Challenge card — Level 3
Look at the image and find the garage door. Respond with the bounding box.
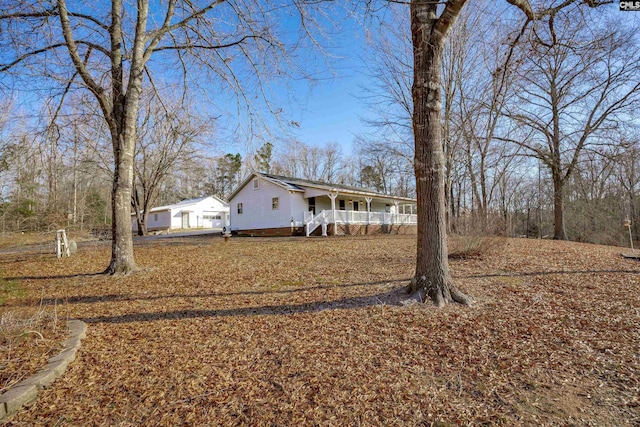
[203,214,223,228]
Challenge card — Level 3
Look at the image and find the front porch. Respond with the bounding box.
[304,209,417,236]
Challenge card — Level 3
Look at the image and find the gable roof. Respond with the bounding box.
[147,195,228,213]
[228,172,416,203]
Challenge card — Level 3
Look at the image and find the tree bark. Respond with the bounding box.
[105,127,139,274]
[552,172,567,240]
[132,190,148,237]
[408,0,472,306]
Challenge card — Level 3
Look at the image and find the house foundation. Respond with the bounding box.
[236,226,306,237]
[308,224,417,236]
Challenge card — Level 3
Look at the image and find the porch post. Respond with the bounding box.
[365,197,372,225]
[394,201,399,225]
[329,190,338,236]
[321,213,327,237]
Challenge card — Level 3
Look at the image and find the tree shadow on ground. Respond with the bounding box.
[2,272,106,281]
[11,279,411,307]
[80,286,416,324]
[467,269,640,279]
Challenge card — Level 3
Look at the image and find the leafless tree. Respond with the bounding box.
[566,149,619,242]
[398,0,612,306]
[359,2,521,232]
[353,136,415,196]
[0,0,328,274]
[453,7,523,232]
[616,140,640,240]
[502,6,639,240]
[358,6,415,198]
[272,140,345,182]
[131,92,212,236]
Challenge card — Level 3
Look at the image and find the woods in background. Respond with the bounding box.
[0,1,638,249]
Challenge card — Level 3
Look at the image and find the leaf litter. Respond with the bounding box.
[0,235,638,426]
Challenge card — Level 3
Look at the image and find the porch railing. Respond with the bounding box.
[305,209,417,236]
[305,210,328,237]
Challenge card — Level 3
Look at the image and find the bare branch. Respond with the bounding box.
[57,0,107,105]
[152,35,273,52]
[433,0,469,42]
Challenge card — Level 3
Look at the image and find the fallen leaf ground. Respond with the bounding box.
[0,234,639,426]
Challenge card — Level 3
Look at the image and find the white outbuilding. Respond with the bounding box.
[131,196,229,233]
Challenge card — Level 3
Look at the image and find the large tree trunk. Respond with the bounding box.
[135,212,147,237]
[104,0,147,274]
[408,0,471,306]
[552,172,567,240]
[132,189,148,236]
[105,130,139,274]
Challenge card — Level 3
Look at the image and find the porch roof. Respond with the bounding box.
[254,173,416,204]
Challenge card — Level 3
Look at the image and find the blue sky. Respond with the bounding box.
[3,0,637,161]
[209,3,383,156]
[280,5,378,152]
[290,70,371,149]
[0,0,380,157]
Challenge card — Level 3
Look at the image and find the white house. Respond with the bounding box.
[227,173,417,236]
[132,196,229,233]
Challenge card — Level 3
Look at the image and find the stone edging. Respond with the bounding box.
[0,319,87,421]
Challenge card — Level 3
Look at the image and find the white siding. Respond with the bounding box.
[227,174,416,231]
[313,196,333,212]
[149,211,172,229]
[304,189,391,213]
[289,192,308,227]
[230,178,301,231]
[132,196,230,232]
[168,197,229,229]
[370,201,390,213]
[170,211,185,229]
[305,197,393,215]
[132,210,172,232]
[306,195,378,214]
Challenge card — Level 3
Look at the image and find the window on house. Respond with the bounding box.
[237,203,243,214]
[253,179,260,190]
[213,215,221,220]
[339,200,345,210]
[272,197,279,210]
[154,213,158,221]
[385,204,391,213]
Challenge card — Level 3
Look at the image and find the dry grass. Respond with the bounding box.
[0,230,98,252]
[0,232,53,251]
[0,234,638,426]
[448,235,504,259]
[0,294,67,393]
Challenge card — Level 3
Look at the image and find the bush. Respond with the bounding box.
[448,235,503,259]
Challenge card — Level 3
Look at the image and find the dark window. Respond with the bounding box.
[339,200,345,210]
[309,197,316,214]
[237,203,243,214]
